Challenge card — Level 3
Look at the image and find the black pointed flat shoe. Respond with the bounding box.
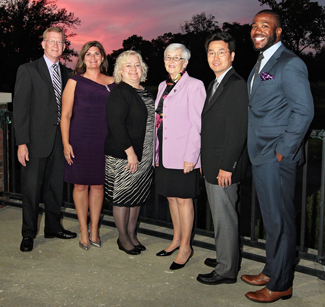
[156,246,179,256]
[117,239,141,255]
[169,249,193,270]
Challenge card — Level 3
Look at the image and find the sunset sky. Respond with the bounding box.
[57,0,325,66]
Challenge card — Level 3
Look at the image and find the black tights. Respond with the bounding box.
[113,206,141,250]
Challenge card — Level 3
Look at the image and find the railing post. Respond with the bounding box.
[300,138,309,252]
[318,130,325,262]
[0,93,12,198]
[9,114,17,193]
[250,179,257,241]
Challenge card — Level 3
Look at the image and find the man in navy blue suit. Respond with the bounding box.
[241,10,314,303]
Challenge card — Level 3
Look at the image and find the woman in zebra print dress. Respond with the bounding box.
[104,50,154,255]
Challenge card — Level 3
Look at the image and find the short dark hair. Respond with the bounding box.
[73,41,108,76]
[255,9,282,28]
[204,32,236,53]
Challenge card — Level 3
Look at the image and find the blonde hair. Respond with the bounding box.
[113,50,148,84]
[43,27,65,42]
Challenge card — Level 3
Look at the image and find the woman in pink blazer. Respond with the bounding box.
[154,43,206,270]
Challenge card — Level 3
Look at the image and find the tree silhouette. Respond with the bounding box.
[180,12,219,34]
[0,0,80,92]
[258,0,325,54]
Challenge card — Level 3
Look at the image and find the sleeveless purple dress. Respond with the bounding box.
[64,74,116,185]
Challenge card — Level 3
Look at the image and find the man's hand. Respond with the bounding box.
[217,169,232,188]
[17,144,29,167]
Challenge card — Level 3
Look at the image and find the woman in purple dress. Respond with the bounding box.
[61,41,115,250]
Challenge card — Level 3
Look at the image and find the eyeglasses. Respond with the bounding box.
[208,49,229,58]
[45,40,65,46]
[164,56,184,62]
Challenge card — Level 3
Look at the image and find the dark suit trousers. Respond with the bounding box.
[252,156,297,291]
[21,126,65,237]
[205,180,240,278]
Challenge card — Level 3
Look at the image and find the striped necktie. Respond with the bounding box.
[52,64,62,123]
[250,53,264,93]
[209,78,219,102]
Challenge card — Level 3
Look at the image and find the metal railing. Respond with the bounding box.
[1,111,324,280]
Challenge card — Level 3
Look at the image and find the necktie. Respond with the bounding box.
[251,53,264,93]
[52,64,62,123]
[209,78,219,102]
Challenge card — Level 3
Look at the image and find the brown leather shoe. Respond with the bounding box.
[245,286,292,303]
[241,272,270,286]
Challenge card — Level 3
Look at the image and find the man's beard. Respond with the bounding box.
[252,30,277,52]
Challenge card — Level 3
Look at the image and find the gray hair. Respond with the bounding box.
[164,43,191,61]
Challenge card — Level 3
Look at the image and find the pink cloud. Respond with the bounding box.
[57,0,325,68]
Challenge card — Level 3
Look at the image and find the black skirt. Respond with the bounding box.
[155,126,200,198]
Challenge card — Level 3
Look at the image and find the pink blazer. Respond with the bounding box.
[154,72,206,169]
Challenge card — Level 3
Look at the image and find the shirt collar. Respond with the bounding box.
[215,66,232,84]
[43,54,61,75]
[260,41,282,71]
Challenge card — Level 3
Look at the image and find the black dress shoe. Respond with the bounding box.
[117,239,141,255]
[44,229,77,239]
[156,246,179,256]
[204,258,218,267]
[197,270,237,285]
[169,249,193,270]
[20,237,33,252]
[134,243,146,251]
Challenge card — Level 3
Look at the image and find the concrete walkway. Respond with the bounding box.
[1,206,324,307]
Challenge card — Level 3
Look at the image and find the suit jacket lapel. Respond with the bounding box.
[38,57,56,97]
[250,45,285,98]
[166,71,189,98]
[203,68,234,114]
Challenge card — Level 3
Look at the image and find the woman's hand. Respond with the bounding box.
[64,144,75,165]
[184,161,195,174]
[126,153,139,173]
[125,146,139,173]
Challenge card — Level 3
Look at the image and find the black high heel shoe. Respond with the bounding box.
[134,243,146,251]
[169,249,194,270]
[117,239,141,255]
[156,246,179,256]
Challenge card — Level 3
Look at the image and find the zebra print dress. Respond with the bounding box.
[105,88,154,207]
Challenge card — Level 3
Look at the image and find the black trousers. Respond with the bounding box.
[21,127,65,238]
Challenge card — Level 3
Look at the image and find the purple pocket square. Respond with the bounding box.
[260,72,274,81]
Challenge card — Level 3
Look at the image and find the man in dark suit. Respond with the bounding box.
[241,10,314,303]
[13,27,76,252]
[196,32,249,285]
